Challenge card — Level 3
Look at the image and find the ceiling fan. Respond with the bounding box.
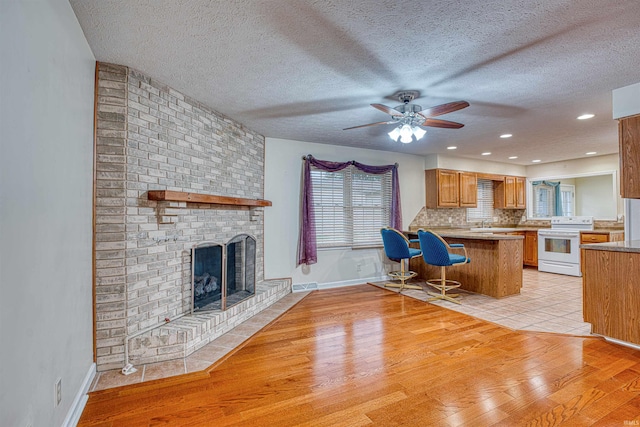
[344,91,469,143]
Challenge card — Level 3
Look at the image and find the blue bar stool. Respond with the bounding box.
[380,227,423,292]
[417,229,470,304]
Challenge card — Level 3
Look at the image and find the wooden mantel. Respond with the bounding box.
[147,190,272,207]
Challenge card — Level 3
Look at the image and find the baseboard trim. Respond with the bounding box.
[317,275,390,290]
[62,362,96,427]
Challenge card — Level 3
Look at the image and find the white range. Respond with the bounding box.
[537,216,594,277]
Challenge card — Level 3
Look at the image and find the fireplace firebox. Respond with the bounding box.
[191,234,256,312]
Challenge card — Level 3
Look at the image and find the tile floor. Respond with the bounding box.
[91,268,590,391]
[371,267,592,336]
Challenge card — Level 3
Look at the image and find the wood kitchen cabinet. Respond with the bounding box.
[523,231,538,266]
[494,176,526,209]
[459,171,478,207]
[583,246,640,345]
[515,176,526,208]
[425,169,477,208]
[580,231,624,274]
[619,115,640,198]
[580,233,609,244]
[493,229,537,266]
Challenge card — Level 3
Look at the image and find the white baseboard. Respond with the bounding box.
[317,275,390,290]
[62,362,96,427]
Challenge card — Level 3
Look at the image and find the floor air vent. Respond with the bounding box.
[292,282,318,292]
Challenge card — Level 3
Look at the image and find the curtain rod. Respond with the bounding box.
[302,155,399,168]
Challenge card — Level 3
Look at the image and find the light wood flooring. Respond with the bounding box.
[90,269,590,391]
[79,281,640,426]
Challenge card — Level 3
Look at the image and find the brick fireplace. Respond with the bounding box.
[94,63,289,371]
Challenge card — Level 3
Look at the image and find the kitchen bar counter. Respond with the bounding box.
[409,226,542,234]
[407,230,523,298]
[581,240,640,253]
[420,229,525,240]
[582,242,640,346]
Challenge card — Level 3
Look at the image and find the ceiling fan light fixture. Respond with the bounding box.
[348,93,469,143]
[412,126,426,140]
[400,134,413,144]
[388,127,401,141]
[399,124,413,139]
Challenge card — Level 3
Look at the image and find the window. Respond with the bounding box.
[467,179,493,222]
[531,182,574,217]
[560,184,575,216]
[311,165,392,248]
[532,183,555,217]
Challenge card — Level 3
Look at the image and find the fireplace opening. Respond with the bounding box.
[192,234,256,312]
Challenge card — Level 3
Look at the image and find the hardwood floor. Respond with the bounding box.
[79,285,640,426]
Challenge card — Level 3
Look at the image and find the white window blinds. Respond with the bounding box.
[467,179,494,222]
[311,165,392,248]
[533,184,554,217]
[560,184,575,216]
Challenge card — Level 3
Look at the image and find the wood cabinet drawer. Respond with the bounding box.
[581,233,608,244]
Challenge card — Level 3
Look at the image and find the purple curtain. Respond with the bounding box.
[296,155,402,266]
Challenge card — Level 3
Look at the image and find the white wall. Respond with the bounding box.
[526,154,622,217]
[0,1,95,426]
[613,82,640,119]
[264,138,425,287]
[575,175,616,218]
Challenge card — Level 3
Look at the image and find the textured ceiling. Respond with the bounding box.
[69,0,640,165]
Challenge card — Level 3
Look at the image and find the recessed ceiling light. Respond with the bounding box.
[531,159,541,163]
[577,114,595,120]
[500,134,512,138]
[481,152,491,156]
[585,151,597,155]
[447,146,457,150]
[508,156,518,159]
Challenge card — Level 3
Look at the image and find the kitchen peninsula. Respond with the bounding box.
[407,229,523,298]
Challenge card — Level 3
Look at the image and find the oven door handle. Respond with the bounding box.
[538,231,578,238]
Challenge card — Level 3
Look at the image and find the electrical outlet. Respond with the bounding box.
[55,378,62,407]
[448,216,452,224]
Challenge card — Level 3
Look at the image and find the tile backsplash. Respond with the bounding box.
[409,207,624,230]
[409,207,525,229]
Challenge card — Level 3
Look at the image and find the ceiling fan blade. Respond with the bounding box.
[343,120,395,130]
[371,103,402,116]
[422,118,465,129]
[419,101,470,118]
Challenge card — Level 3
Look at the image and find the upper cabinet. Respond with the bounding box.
[425,169,525,209]
[425,169,477,208]
[494,176,526,209]
[515,176,526,208]
[619,115,640,198]
[459,171,478,207]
